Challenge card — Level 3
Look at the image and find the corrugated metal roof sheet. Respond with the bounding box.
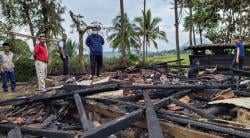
[209,98,250,109]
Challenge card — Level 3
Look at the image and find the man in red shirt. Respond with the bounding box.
[34,33,48,92]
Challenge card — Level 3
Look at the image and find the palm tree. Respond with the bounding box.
[0,0,65,46]
[143,0,147,64]
[134,9,167,61]
[119,0,126,63]
[67,39,78,58]
[107,14,140,54]
[174,0,181,65]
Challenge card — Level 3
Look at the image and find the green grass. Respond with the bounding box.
[147,53,190,65]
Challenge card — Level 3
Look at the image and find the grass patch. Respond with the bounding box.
[147,54,190,65]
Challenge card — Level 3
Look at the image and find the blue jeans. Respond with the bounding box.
[2,70,16,91]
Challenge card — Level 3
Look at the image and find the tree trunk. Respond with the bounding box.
[142,0,146,64]
[189,7,193,47]
[199,25,203,44]
[120,0,126,64]
[41,0,51,65]
[193,26,196,45]
[239,4,243,40]
[146,42,148,61]
[79,32,84,64]
[174,0,181,65]
[22,1,36,46]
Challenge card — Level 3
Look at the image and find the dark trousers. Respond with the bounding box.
[60,55,69,75]
[231,56,244,69]
[2,70,16,91]
[90,55,103,76]
[231,56,244,86]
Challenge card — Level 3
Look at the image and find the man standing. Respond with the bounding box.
[0,42,16,92]
[86,26,104,79]
[58,33,69,75]
[34,33,48,92]
[232,34,244,69]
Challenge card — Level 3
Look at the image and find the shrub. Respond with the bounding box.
[15,59,36,82]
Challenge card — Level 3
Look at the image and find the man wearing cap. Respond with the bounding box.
[86,26,104,79]
[232,34,244,69]
[34,33,48,92]
[0,42,16,92]
[58,33,69,75]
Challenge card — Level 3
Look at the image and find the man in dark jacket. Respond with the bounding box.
[188,59,217,79]
[86,26,104,79]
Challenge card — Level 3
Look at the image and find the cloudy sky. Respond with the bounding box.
[59,0,192,52]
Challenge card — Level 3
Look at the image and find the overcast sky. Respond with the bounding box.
[59,0,192,52]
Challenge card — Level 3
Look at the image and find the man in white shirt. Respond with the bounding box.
[0,42,16,92]
[58,33,69,75]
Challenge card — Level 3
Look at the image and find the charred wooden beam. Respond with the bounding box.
[0,124,75,138]
[206,105,231,116]
[154,90,193,109]
[122,84,235,90]
[81,109,143,138]
[8,127,22,138]
[86,101,221,138]
[74,94,91,131]
[143,92,164,138]
[232,68,250,77]
[85,97,141,110]
[170,98,216,120]
[235,90,250,97]
[157,110,250,138]
[0,83,120,106]
[0,97,29,106]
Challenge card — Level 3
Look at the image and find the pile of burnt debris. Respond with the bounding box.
[0,63,250,138]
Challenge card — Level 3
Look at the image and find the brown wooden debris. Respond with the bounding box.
[212,88,235,101]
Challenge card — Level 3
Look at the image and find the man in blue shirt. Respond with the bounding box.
[86,26,104,79]
[231,34,244,69]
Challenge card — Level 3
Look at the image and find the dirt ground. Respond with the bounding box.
[0,82,38,100]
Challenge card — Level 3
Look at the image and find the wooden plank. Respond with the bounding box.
[82,109,143,138]
[0,124,74,138]
[74,94,90,131]
[86,102,221,138]
[143,92,164,138]
[0,83,120,106]
[158,110,250,138]
[123,84,234,90]
[170,98,216,120]
[154,90,192,109]
[8,127,22,138]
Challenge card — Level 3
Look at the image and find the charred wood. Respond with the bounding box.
[170,98,216,120]
[143,92,164,138]
[157,110,250,138]
[7,127,22,138]
[81,109,143,138]
[0,124,75,138]
[74,94,91,131]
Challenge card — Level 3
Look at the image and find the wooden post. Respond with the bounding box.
[74,94,90,131]
[143,92,164,138]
